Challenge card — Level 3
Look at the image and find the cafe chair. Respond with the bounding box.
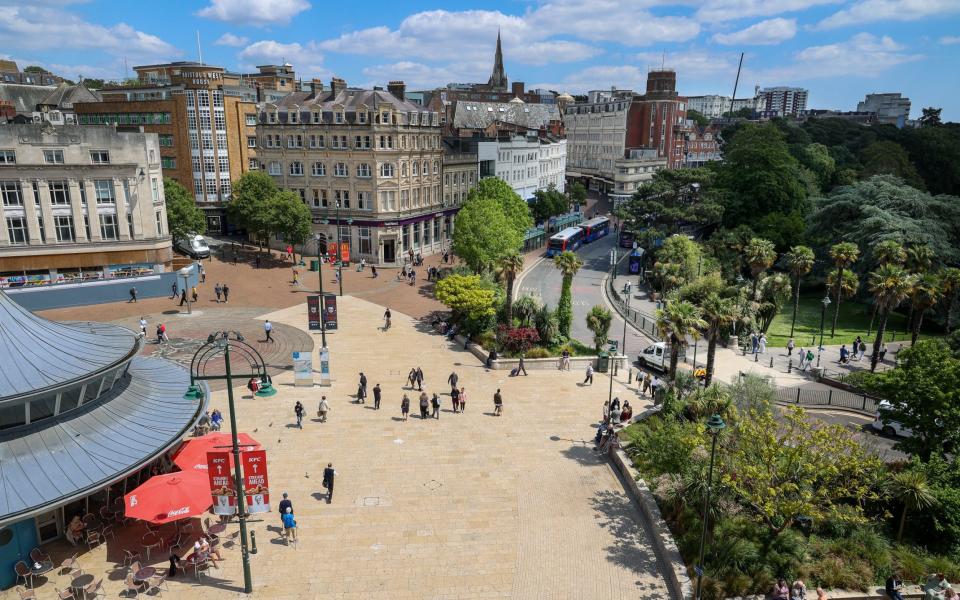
[85,578,106,599]
[13,562,33,588]
[15,586,36,600]
[55,588,75,600]
[146,573,168,597]
[100,525,116,541]
[58,553,80,575]
[122,549,141,568]
[85,530,102,551]
[123,574,146,598]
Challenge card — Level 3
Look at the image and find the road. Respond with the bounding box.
[519,234,651,358]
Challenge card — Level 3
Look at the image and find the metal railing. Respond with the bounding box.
[607,279,661,341]
[774,384,880,414]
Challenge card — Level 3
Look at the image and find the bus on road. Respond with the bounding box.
[546,227,585,257]
[579,216,611,243]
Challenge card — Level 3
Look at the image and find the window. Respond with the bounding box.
[1,181,22,206]
[400,189,409,208]
[43,149,64,164]
[289,110,298,124]
[215,111,226,130]
[162,157,176,169]
[333,163,347,177]
[358,226,371,255]
[413,221,420,246]
[156,210,164,235]
[199,112,211,129]
[247,136,257,148]
[100,214,118,240]
[269,161,282,176]
[358,111,367,124]
[6,217,26,244]
[0,150,15,164]
[151,178,160,202]
[311,112,321,124]
[335,112,344,124]
[378,135,393,149]
[357,191,371,210]
[380,163,394,178]
[290,161,304,176]
[433,218,440,242]
[424,219,431,245]
[198,90,210,108]
[54,215,75,242]
[94,179,115,204]
[433,160,439,175]
[357,163,371,178]
[249,158,259,170]
[444,173,450,186]
[311,189,323,208]
[88,150,110,164]
[337,135,347,149]
[412,161,419,176]
[413,188,420,206]
[267,111,277,124]
[312,162,325,176]
[402,224,409,250]
[246,114,257,126]
[212,90,223,108]
[400,162,407,177]
[206,178,217,196]
[205,160,215,173]
[48,181,70,205]
[189,132,199,150]
[202,133,213,150]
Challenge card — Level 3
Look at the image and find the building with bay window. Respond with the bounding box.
[257,79,452,265]
[0,124,172,290]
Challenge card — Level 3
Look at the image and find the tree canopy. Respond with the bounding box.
[271,190,313,257]
[163,177,205,245]
[228,171,278,245]
[621,168,724,239]
[435,274,497,322]
[529,184,570,223]
[452,193,520,273]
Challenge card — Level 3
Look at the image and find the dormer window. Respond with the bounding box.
[289,110,298,124]
[381,112,389,124]
[410,112,418,126]
[312,111,321,124]
[358,111,367,124]
[268,111,277,124]
[335,112,344,124]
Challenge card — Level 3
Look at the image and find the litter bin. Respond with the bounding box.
[597,352,609,373]
[309,260,319,272]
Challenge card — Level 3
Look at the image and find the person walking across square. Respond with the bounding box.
[322,463,336,503]
[451,386,460,413]
[459,387,467,412]
[373,383,382,410]
[419,392,429,419]
[431,393,441,419]
[518,355,528,376]
[214,283,223,303]
[264,320,274,342]
[401,394,410,421]
[493,389,503,416]
[222,284,230,303]
[584,364,594,385]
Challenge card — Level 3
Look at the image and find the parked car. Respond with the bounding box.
[871,400,912,438]
[176,235,211,259]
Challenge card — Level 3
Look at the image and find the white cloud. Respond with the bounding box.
[196,0,310,26]
[215,33,249,47]
[528,0,700,46]
[712,18,797,45]
[238,40,327,77]
[753,33,923,81]
[696,0,840,22]
[941,36,960,45]
[360,61,482,89]
[634,49,740,78]
[0,6,179,61]
[816,0,960,29]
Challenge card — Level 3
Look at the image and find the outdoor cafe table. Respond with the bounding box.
[141,532,161,560]
[134,566,156,583]
[70,573,94,594]
[207,522,226,535]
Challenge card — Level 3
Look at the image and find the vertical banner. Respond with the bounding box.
[206,452,237,516]
[327,242,338,260]
[242,450,270,513]
[339,242,350,265]
[318,346,331,386]
[307,295,321,330]
[292,351,313,387]
[322,293,338,330]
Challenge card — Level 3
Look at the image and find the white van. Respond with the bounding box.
[638,342,669,371]
[177,235,211,259]
[871,400,912,438]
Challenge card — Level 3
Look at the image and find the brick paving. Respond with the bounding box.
[7,295,672,600]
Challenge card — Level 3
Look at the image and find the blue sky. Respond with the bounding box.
[3,0,959,119]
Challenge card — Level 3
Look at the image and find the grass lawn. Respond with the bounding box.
[764,293,943,348]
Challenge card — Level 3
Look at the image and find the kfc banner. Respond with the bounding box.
[206,452,237,516]
[242,450,270,513]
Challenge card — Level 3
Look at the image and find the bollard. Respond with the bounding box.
[742,346,746,356]
[628,367,633,384]
[788,358,793,373]
[754,352,759,362]
[769,356,774,368]
[250,530,258,554]
[811,335,816,346]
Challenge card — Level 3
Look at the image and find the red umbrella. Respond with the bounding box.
[172,433,261,472]
[124,471,211,524]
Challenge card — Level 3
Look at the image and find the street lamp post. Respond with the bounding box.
[694,414,726,600]
[620,291,631,372]
[334,201,344,297]
[314,233,328,348]
[186,332,268,594]
[817,294,831,367]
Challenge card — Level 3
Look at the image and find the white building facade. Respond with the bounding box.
[478,133,566,200]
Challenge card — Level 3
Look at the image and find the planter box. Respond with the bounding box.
[453,335,628,370]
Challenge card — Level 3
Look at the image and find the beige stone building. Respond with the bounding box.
[0,124,172,284]
[257,80,452,265]
[442,139,478,208]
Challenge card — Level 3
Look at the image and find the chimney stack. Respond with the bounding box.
[388,80,406,101]
[310,78,324,95]
[330,77,347,98]
[511,81,525,98]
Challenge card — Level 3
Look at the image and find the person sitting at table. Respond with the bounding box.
[199,536,223,563]
[65,515,86,546]
[619,401,633,424]
[924,574,951,600]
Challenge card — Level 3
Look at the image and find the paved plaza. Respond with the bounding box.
[8,295,673,600]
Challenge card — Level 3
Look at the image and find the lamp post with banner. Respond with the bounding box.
[313,233,328,348]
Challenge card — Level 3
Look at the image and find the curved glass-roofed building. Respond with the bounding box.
[0,291,207,587]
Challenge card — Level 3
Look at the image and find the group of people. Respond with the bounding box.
[749,332,769,354]
[602,397,633,425]
[770,578,828,600]
[839,336,870,363]
[195,409,224,435]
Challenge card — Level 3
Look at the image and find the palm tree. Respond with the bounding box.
[941,267,960,333]
[825,267,859,316]
[495,253,525,325]
[828,242,860,337]
[908,272,942,345]
[868,264,914,372]
[513,295,542,327]
[868,241,906,335]
[585,305,613,351]
[655,300,706,380]
[553,251,583,338]
[887,470,937,542]
[785,245,815,338]
[905,244,935,336]
[756,272,793,333]
[699,294,738,386]
[744,237,776,299]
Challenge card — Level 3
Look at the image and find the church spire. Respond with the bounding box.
[487,29,508,92]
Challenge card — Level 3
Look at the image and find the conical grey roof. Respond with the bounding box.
[0,291,138,399]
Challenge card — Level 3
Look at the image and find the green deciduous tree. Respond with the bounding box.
[452,193,520,273]
[529,184,570,223]
[163,177,206,246]
[475,177,532,240]
[494,253,524,325]
[622,168,724,236]
[919,107,943,128]
[655,300,706,380]
[228,171,278,248]
[859,141,925,190]
[568,181,587,207]
[828,242,860,338]
[858,340,960,461]
[585,305,613,351]
[785,245,815,338]
[800,143,836,191]
[435,274,497,328]
[553,251,583,339]
[270,191,312,262]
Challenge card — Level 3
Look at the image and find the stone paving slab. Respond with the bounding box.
[4,295,670,600]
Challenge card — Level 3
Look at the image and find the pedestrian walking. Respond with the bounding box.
[373,383,382,410]
[797,348,806,369]
[191,286,198,303]
[787,337,795,356]
[641,372,652,396]
[415,367,424,391]
[255,254,261,269]
[561,348,571,370]
[222,284,230,303]
[156,323,165,344]
[419,392,429,419]
[383,308,392,331]
[431,393,441,419]
[322,463,336,502]
[214,283,222,302]
[401,394,410,421]
[278,492,293,522]
[447,371,459,391]
[286,245,293,261]
[750,332,758,354]
[317,396,329,422]
[493,388,503,416]
[451,386,460,413]
[139,316,148,336]
[179,289,188,306]
[171,282,178,298]
[407,368,417,389]
[879,344,888,363]
[859,339,867,361]
[371,265,378,278]
[292,268,300,286]
[264,320,274,342]
[853,336,863,361]
[517,355,528,376]
[758,333,767,354]
[200,266,206,284]
[294,401,304,428]
[804,349,815,371]
[128,287,138,303]
[584,364,594,385]
[459,387,467,412]
[358,372,367,404]
[839,344,849,364]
